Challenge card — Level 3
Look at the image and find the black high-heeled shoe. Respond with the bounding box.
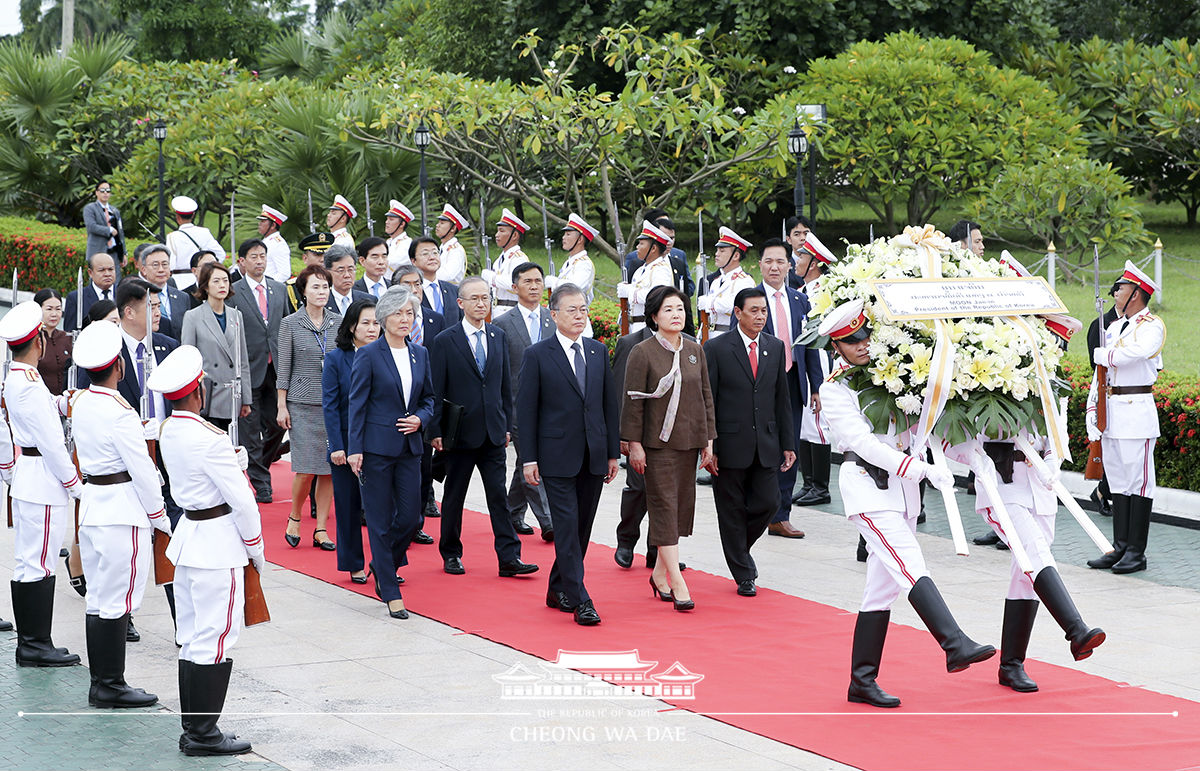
[672,595,695,612]
[387,599,409,620]
[350,572,368,585]
[284,516,301,548]
[649,576,673,603]
[312,529,336,551]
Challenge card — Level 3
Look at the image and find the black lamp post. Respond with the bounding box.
[787,122,808,220]
[798,104,827,224]
[153,119,167,242]
[415,121,431,235]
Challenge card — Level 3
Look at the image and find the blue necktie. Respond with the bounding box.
[572,342,586,393]
[474,330,486,373]
[528,311,539,343]
[372,282,383,299]
[432,284,443,314]
[158,290,170,321]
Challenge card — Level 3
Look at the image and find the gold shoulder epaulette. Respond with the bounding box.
[24,369,39,381]
[826,365,852,383]
[200,419,226,435]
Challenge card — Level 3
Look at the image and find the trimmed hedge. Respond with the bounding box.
[1061,356,1200,492]
[0,218,88,295]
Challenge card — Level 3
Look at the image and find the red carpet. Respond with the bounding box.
[261,464,1199,771]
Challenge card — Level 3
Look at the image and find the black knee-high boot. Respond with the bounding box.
[1087,494,1129,569]
[998,599,1039,692]
[847,611,901,707]
[1033,567,1105,660]
[907,577,996,672]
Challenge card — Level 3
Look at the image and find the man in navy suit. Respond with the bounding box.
[324,245,372,316]
[411,236,461,326]
[132,245,191,341]
[518,283,619,625]
[429,277,536,578]
[64,252,119,332]
[759,238,821,538]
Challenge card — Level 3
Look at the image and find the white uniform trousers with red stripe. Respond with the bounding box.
[852,510,930,612]
[78,524,151,619]
[11,500,69,582]
[799,397,831,444]
[980,503,1056,600]
[1102,436,1156,498]
[174,565,244,665]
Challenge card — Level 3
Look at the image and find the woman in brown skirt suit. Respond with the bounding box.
[621,286,716,610]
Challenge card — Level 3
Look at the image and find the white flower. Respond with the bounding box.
[783,66,797,74]
[896,394,922,414]
[694,27,706,36]
[732,106,746,116]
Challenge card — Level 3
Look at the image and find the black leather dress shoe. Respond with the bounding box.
[424,500,441,518]
[794,487,832,506]
[498,560,539,577]
[413,530,435,545]
[737,580,757,597]
[546,590,574,612]
[513,521,535,535]
[255,490,273,504]
[573,600,601,626]
[541,528,554,542]
[973,531,1001,546]
[443,557,466,575]
[126,616,141,642]
[614,546,634,569]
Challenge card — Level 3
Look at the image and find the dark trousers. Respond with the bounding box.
[439,440,521,564]
[773,381,804,523]
[714,459,780,583]
[543,460,605,606]
[507,429,552,529]
[240,365,285,494]
[330,462,365,573]
[616,464,648,549]
[421,444,435,505]
[361,451,421,602]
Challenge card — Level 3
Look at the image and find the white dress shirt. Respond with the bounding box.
[120,330,167,420]
[463,318,487,359]
[330,289,353,316]
[556,330,584,376]
[389,344,413,404]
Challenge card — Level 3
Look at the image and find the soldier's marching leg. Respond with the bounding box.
[907,577,996,673]
[1112,495,1151,574]
[847,610,901,708]
[998,599,1040,692]
[1032,567,1105,661]
[1087,493,1130,569]
[181,659,252,756]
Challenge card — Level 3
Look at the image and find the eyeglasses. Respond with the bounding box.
[144,260,171,270]
[555,305,589,316]
[463,295,491,304]
[330,266,356,275]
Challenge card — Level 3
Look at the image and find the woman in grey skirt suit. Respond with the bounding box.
[181,262,252,431]
[277,264,341,550]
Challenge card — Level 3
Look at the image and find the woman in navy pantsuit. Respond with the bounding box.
[347,287,435,619]
[322,299,379,584]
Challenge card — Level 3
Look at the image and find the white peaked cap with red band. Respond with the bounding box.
[73,321,123,371]
[636,220,672,248]
[1114,259,1158,296]
[171,196,198,215]
[715,226,752,252]
[257,204,287,226]
[563,213,598,241]
[496,208,530,234]
[1041,313,1083,342]
[330,194,357,219]
[438,204,470,231]
[0,300,44,346]
[800,232,836,264]
[999,249,1032,278]
[818,299,868,341]
[146,345,205,401]
[386,200,414,222]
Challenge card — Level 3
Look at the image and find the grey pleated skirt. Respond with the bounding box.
[287,401,331,475]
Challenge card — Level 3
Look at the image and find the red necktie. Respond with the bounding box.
[255,283,268,321]
[749,340,758,378]
[774,290,792,371]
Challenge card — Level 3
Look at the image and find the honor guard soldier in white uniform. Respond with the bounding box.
[696,227,755,338]
[1086,260,1164,575]
[435,203,470,285]
[794,231,838,507]
[617,220,675,333]
[819,300,995,709]
[383,199,415,280]
[0,385,13,632]
[148,346,263,756]
[256,204,291,284]
[547,213,599,337]
[1,300,82,667]
[166,196,225,291]
[481,208,530,318]
[72,321,172,707]
[327,194,358,248]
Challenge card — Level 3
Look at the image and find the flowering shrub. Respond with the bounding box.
[0,218,88,295]
[590,296,621,360]
[1060,356,1200,491]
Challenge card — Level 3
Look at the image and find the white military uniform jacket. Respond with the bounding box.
[385,232,413,279]
[1087,307,1163,440]
[331,227,354,249]
[697,266,755,336]
[160,411,263,570]
[166,224,224,289]
[438,237,467,285]
[263,231,291,284]
[547,251,596,337]
[483,245,526,318]
[821,367,926,517]
[74,386,166,528]
[5,363,75,505]
[619,255,674,333]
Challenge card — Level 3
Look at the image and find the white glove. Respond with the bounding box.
[544,275,559,290]
[151,514,173,537]
[65,478,82,500]
[142,418,161,441]
[616,283,631,299]
[249,551,265,575]
[234,446,249,471]
[480,268,496,284]
[923,463,955,492]
[1033,460,1061,491]
[1085,410,1101,443]
[1092,347,1109,366]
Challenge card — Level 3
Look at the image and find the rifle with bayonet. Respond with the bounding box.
[614,210,630,335]
[307,189,317,234]
[1085,244,1106,480]
[696,210,710,343]
[230,313,242,449]
[4,268,17,527]
[542,198,555,278]
[365,184,375,237]
[64,268,85,588]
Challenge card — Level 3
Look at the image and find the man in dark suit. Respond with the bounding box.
[131,245,191,341]
[324,245,372,316]
[64,252,119,332]
[704,287,795,596]
[492,262,556,539]
[83,180,125,266]
[759,238,820,538]
[353,237,391,299]
[411,236,461,326]
[227,238,288,502]
[429,277,536,577]
[518,282,620,625]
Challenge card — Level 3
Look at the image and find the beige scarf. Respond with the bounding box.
[626,332,684,442]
